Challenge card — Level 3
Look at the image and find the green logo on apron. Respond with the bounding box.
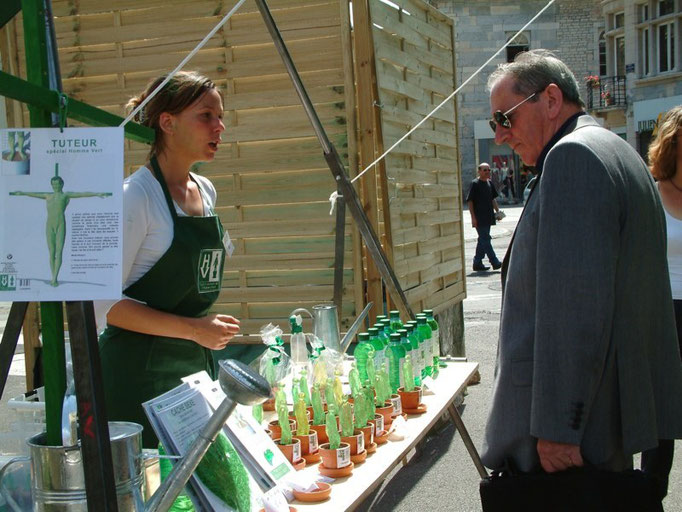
[197,249,223,293]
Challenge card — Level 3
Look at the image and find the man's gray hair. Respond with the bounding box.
[487,49,585,108]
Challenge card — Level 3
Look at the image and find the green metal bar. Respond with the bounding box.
[0,70,154,143]
[40,303,66,446]
[22,0,63,447]
[0,0,21,29]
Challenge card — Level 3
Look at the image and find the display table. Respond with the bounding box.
[291,360,479,510]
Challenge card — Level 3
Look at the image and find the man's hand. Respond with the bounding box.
[537,439,583,473]
[471,215,478,228]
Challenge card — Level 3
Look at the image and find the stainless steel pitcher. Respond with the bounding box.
[312,303,341,352]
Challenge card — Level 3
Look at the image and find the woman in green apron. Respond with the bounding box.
[99,72,240,448]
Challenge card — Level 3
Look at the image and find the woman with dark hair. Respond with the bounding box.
[98,71,239,448]
[643,104,682,499]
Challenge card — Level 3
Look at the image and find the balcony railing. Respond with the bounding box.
[585,75,626,109]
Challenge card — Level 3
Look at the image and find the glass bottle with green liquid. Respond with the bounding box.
[354,332,375,383]
[396,329,412,388]
[389,310,403,332]
[423,309,441,374]
[416,315,433,376]
[405,322,423,385]
[368,327,385,378]
[380,317,393,338]
[387,332,406,393]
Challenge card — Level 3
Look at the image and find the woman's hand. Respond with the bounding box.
[190,314,240,350]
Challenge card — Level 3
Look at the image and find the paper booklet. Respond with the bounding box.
[143,373,293,511]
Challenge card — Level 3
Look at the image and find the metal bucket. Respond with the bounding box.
[312,303,341,352]
[28,422,145,511]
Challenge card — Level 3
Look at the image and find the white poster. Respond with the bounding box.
[0,127,123,300]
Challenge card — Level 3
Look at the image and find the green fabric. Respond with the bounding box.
[100,157,225,448]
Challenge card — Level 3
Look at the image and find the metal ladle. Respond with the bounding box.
[145,358,271,512]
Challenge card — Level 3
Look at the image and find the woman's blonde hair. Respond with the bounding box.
[127,71,221,157]
[648,105,682,180]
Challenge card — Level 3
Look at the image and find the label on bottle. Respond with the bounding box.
[356,432,364,453]
[337,444,351,468]
[432,329,440,362]
[390,394,402,416]
[309,431,318,453]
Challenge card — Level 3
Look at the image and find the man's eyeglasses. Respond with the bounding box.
[489,91,538,132]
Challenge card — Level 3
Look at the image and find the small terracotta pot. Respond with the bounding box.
[357,423,374,447]
[376,401,394,426]
[293,430,319,455]
[309,422,329,444]
[340,430,365,455]
[319,442,351,469]
[368,413,385,435]
[390,394,403,416]
[398,386,422,410]
[274,437,302,465]
[269,418,296,439]
[262,397,276,411]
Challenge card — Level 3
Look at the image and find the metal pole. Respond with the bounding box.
[253,0,414,319]
[447,403,488,479]
[66,301,118,511]
[333,190,345,313]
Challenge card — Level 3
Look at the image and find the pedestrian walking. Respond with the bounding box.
[466,162,502,271]
[642,105,682,499]
[482,49,682,501]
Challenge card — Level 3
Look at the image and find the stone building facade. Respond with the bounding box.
[597,1,682,157]
[427,1,603,199]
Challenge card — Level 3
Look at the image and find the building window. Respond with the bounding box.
[615,12,625,28]
[641,3,650,22]
[658,21,675,72]
[506,32,529,63]
[642,27,651,75]
[659,0,675,17]
[599,31,607,76]
[615,35,626,75]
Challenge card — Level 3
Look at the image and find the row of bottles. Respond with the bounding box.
[354,309,440,393]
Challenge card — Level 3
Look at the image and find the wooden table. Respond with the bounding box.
[291,360,481,511]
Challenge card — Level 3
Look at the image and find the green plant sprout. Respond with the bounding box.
[340,400,354,437]
[354,392,368,428]
[290,378,300,405]
[311,384,325,426]
[403,355,415,392]
[325,376,337,413]
[274,385,287,412]
[366,357,376,386]
[300,369,312,406]
[349,363,362,398]
[294,392,309,435]
[326,410,340,450]
[276,402,292,445]
[333,369,344,408]
[252,403,263,424]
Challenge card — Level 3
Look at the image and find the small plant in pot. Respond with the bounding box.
[293,392,320,464]
[274,402,305,470]
[374,365,394,428]
[309,384,329,444]
[268,385,296,438]
[353,390,376,454]
[339,400,366,464]
[398,355,426,415]
[319,407,353,477]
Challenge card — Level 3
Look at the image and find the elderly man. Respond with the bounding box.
[482,49,682,481]
[466,162,502,271]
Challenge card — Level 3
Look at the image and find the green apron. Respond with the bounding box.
[99,156,225,448]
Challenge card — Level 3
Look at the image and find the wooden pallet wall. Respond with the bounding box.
[1,0,360,340]
[367,0,465,314]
